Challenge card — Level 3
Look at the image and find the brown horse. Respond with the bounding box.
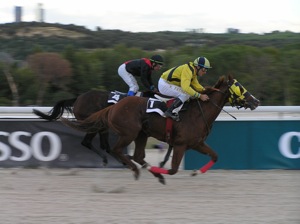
[61,75,260,184]
[33,90,165,166]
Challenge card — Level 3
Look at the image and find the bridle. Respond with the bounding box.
[227,79,252,109]
[196,78,252,132]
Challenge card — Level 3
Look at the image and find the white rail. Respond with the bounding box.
[0,106,299,120]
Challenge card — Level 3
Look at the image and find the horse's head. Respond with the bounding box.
[226,75,260,110]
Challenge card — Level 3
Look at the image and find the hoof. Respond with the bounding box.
[191,170,198,177]
[132,170,140,180]
[158,176,166,185]
[102,158,108,166]
[159,161,166,168]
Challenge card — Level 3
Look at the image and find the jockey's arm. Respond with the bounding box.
[181,75,202,98]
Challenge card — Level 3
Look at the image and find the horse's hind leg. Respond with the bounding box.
[111,136,140,180]
[131,132,147,166]
[99,132,111,153]
[81,132,108,166]
[131,132,166,184]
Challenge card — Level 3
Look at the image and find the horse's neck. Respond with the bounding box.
[192,91,229,123]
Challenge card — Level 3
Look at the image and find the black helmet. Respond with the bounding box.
[150,55,164,65]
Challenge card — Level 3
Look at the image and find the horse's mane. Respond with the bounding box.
[202,75,227,95]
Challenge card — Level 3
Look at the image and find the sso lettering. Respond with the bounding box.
[0,131,62,161]
[278,131,300,159]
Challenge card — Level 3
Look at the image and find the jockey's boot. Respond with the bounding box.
[127,90,136,96]
[164,98,183,121]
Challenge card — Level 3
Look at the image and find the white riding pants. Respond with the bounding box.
[118,63,139,92]
[158,78,190,103]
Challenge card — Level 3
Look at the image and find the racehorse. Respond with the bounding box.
[32,90,173,166]
[60,75,260,184]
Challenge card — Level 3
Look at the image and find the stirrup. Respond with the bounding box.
[164,111,180,121]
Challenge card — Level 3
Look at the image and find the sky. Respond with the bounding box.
[0,0,299,34]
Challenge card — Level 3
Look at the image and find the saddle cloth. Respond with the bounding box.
[107,91,127,104]
[146,98,168,116]
[146,98,184,117]
[107,91,143,104]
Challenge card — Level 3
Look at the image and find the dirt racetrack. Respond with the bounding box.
[0,168,299,224]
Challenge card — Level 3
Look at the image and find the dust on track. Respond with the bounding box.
[0,168,299,224]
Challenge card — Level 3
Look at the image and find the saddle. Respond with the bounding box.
[108,90,186,117]
[146,98,186,117]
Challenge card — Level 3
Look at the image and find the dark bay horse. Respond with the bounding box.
[33,90,163,166]
[60,75,260,184]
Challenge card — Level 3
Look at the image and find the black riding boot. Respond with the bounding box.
[164,98,183,121]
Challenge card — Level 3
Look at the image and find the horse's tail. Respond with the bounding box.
[60,106,111,133]
[32,98,77,121]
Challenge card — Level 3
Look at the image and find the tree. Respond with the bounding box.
[0,52,19,106]
[27,52,72,105]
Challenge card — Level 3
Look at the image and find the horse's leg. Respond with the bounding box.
[159,145,173,168]
[81,132,108,166]
[131,132,147,165]
[99,132,111,154]
[190,142,218,176]
[168,145,185,175]
[148,144,186,177]
[131,132,166,185]
[111,136,140,180]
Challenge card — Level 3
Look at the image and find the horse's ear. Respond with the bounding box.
[214,76,225,88]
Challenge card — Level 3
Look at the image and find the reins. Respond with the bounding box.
[196,99,210,133]
[209,100,237,120]
[196,88,237,131]
[210,88,237,120]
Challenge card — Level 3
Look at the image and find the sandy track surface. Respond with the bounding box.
[0,168,299,224]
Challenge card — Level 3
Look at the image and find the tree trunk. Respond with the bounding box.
[3,67,19,106]
[35,75,47,105]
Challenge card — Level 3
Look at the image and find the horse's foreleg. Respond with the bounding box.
[159,145,173,168]
[148,145,185,176]
[81,132,108,166]
[191,142,218,176]
[168,145,185,175]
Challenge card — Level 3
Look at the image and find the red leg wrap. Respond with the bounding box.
[150,166,169,174]
[200,160,215,173]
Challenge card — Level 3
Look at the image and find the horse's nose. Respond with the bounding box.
[250,98,260,110]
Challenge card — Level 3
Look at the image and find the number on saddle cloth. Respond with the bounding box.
[107,91,127,104]
[146,98,168,117]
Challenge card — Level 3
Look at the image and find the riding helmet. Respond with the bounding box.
[150,55,164,65]
[193,57,212,68]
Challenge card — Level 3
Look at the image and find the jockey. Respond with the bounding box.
[158,56,212,121]
[118,55,164,96]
